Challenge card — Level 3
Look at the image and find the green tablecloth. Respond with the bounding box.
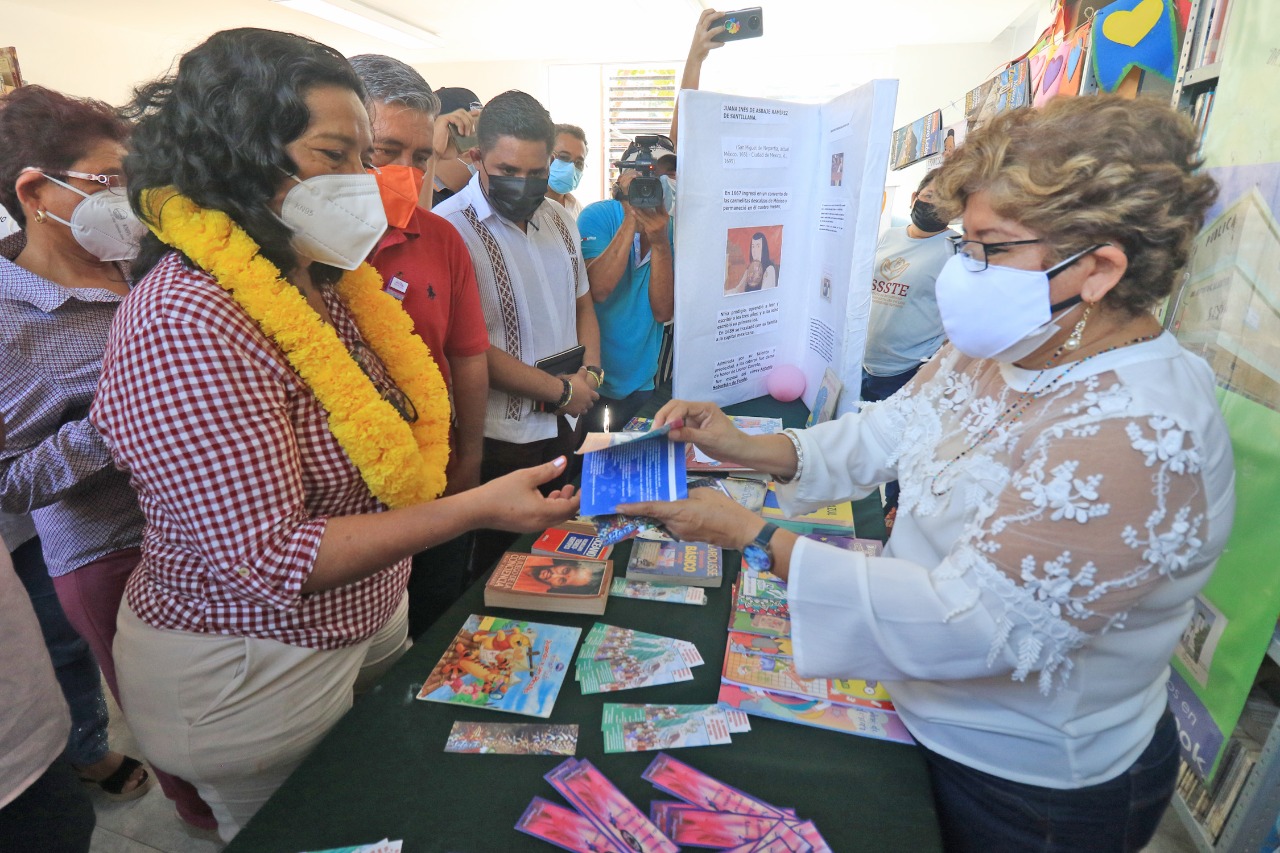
[225,396,933,852]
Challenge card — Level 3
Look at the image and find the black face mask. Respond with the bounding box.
[483,172,548,223]
[910,199,949,234]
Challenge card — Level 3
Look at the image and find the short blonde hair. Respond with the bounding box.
[933,95,1217,316]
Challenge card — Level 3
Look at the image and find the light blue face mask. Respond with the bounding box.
[548,158,583,194]
[660,174,677,216]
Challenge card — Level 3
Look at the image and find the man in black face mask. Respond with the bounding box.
[860,168,957,530]
[434,90,601,576]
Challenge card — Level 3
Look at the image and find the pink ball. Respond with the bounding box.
[765,365,806,402]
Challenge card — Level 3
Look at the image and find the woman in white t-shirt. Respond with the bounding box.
[621,95,1235,852]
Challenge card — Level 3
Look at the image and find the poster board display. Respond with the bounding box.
[671,82,898,414]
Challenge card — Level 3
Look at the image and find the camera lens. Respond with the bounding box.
[749,15,760,27]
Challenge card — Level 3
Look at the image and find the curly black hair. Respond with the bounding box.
[124,28,366,285]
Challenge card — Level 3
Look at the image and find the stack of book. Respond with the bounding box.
[716,565,912,744]
[760,482,856,536]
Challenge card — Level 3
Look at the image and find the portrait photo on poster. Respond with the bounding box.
[830,152,844,186]
[819,271,833,303]
[724,224,783,297]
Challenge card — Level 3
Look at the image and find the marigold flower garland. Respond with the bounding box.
[142,188,449,508]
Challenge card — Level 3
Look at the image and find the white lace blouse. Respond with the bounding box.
[779,332,1235,788]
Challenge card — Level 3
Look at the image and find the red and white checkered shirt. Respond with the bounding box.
[92,252,409,649]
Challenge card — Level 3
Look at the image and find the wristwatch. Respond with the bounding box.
[741,522,779,575]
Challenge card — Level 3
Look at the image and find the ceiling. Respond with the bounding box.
[5,0,1044,65]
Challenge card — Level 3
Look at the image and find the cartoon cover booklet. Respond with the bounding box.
[416,614,581,718]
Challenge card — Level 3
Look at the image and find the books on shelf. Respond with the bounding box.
[532,526,614,560]
[761,482,856,535]
[626,540,724,588]
[483,551,613,615]
[416,614,581,718]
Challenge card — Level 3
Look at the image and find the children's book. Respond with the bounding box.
[717,683,914,744]
[626,540,724,588]
[761,483,855,535]
[610,578,708,606]
[484,552,612,616]
[533,527,614,561]
[577,422,687,516]
[728,581,791,639]
[721,641,894,711]
[416,614,580,718]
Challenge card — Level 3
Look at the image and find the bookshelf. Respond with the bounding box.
[1164,0,1280,849]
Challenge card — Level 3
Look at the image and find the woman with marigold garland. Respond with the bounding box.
[622,96,1236,852]
[92,28,578,841]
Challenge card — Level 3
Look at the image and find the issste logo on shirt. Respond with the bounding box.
[872,255,912,303]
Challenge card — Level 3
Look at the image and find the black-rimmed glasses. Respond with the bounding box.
[947,236,1043,272]
[948,236,1108,279]
[349,340,419,425]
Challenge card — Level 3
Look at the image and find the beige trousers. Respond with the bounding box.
[114,595,410,842]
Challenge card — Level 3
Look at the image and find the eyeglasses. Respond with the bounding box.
[553,151,587,170]
[948,236,1108,278]
[947,236,1043,272]
[50,170,127,193]
[349,340,419,424]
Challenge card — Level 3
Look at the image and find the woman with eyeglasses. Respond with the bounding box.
[619,95,1236,851]
[91,29,578,841]
[0,84,226,824]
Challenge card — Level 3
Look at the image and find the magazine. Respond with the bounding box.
[416,614,580,718]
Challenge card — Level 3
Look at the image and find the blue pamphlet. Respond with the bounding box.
[577,424,688,516]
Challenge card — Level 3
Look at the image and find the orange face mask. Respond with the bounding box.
[369,164,425,229]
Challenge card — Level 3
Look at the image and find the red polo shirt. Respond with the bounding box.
[369,207,489,388]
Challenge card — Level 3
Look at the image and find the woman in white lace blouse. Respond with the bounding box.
[622,95,1236,852]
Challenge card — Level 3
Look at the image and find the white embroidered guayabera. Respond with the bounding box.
[889,348,1211,695]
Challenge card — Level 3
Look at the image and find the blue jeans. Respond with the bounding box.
[11,538,110,768]
[922,709,1179,853]
[860,366,921,513]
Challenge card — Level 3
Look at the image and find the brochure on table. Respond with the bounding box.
[672,81,897,415]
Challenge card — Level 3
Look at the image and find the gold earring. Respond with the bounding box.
[1064,304,1092,351]
[33,209,47,224]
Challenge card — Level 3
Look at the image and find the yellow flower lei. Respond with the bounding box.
[142,188,449,508]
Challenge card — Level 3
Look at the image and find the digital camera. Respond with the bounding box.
[617,135,671,210]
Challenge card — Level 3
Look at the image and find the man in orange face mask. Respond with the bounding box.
[349,54,491,637]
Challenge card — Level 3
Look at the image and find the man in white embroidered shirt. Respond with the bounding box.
[434,90,600,573]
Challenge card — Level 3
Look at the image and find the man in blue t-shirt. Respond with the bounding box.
[577,140,677,432]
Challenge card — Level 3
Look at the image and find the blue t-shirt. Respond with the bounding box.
[578,200,674,398]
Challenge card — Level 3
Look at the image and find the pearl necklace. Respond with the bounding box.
[928,332,1160,497]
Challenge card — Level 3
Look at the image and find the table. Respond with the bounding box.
[226,397,936,852]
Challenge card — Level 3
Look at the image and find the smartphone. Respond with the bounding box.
[709,7,764,42]
[448,124,478,154]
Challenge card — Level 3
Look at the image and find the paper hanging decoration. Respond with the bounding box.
[964,59,1032,133]
[1090,0,1179,92]
[889,109,942,171]
[1028,21,1093,106]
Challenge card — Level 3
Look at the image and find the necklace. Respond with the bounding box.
[142,188,450,509]
[929,332,1160,497]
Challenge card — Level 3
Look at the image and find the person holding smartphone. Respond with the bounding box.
[430,87,483,208]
